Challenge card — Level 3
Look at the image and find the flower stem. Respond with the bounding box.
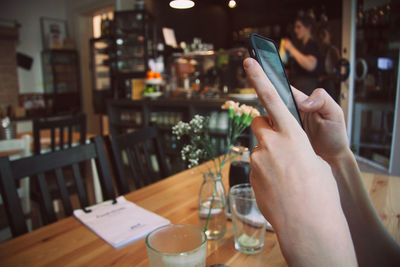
[203,176,217,233]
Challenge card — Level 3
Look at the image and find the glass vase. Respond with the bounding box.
[198,173,227,240]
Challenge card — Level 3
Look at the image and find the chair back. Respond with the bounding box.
[33,113,86,155]
[0,136,115,237]
[109,127,169,194]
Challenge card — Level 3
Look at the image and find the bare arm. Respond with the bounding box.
[329,150,400,267]
[294,88,400,267]
[283,39,317,72]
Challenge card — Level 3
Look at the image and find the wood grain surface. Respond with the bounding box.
[0,161,399,267]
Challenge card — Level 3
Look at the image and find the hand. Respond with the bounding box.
[244,56,341,231]
[292,87,350,164]
[282,38,294,52]
[243,57,356,267]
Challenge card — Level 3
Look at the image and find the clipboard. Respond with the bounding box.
[74,196,170,248]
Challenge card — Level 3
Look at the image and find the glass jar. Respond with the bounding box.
[226,146,251,217]
[229,146,251,188]
[198,173,227,240]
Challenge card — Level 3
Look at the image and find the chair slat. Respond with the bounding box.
[37,173,57,224]
[154,136,169,178]
[72,163,89,208]
[108,136,130,195]
[92,136,115,201]
[133,145,150,185]
[126,148,143,188]
[55,168,73,216]
[141,142,156,183]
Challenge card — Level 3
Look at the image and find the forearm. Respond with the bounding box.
[276,205,356,267]
[289,46,317,72]
[329,149,400,267]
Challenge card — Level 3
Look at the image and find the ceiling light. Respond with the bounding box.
[169,0,195,9]
[228,0,237,8]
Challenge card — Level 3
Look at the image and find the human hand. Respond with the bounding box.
[292,87,351,164]
[282,38,294,52]
[243,56,342,231]
[243,57,356,266]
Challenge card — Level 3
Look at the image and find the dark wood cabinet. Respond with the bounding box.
[90,10,157,114]
[41,50,81,114]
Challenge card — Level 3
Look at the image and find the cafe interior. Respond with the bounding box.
[0,0,399,265]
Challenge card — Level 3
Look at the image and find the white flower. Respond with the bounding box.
[172,121,190,137]
[190,115,206,134]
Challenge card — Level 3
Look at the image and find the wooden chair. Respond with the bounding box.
[0,136,116,237]
[33,113,86,154]
[108,127,170,194]
[32,113,91,202]
[0,135,32,240]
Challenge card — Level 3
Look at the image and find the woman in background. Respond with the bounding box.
[282,16,322,95]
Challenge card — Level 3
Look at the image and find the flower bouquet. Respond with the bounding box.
[172,100,260,239]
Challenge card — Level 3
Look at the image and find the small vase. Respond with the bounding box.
[198,173,227,240]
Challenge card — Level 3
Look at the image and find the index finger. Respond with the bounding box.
[243,57,294,132]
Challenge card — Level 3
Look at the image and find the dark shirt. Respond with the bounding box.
[290,39,322,78]
[288,39,323,95]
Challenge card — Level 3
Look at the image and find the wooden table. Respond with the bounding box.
[0,162,399,266]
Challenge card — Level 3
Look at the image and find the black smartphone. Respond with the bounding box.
[248,33,303,127]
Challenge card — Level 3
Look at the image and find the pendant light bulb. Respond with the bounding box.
[169,0,195,9]
[228,0,237,8]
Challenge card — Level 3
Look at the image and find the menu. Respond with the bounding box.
[73,196,170,249]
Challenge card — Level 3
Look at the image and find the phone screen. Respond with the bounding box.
[249,34,302,126]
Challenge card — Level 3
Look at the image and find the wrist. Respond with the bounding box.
[324,147,354,168]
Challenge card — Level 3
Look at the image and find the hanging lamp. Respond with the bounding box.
[228,0,237,8]
[169,0,195,9]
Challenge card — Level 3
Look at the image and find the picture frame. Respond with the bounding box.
[40,17,68,50]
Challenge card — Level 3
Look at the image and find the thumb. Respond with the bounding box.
[297,88,342,120]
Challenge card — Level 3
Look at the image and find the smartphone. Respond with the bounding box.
[248,33,303,127]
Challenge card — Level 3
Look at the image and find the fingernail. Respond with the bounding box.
[303,98,314,107]
[243,58,254,69]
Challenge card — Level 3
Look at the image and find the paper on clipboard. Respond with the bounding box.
[73,196,170,249]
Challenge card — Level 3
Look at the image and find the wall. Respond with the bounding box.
[65,0,114,134]
[0,0,67,94]
[0,26,19,107]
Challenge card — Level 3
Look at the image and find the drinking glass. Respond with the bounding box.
[230,183,269,254]
[146,224,207,267]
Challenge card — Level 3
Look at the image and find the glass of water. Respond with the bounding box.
[146,224,207,267]
[230,183,269,254]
